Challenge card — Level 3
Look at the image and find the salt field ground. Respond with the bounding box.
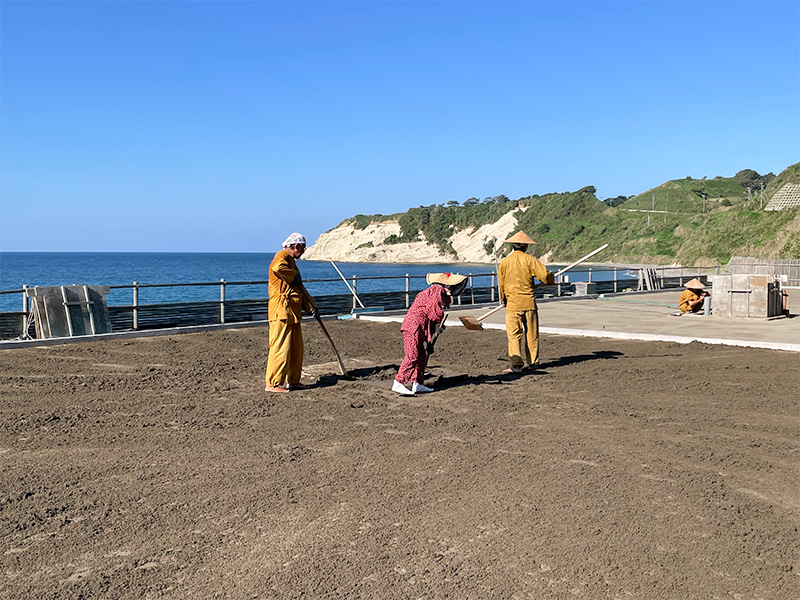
[1,291,798,599]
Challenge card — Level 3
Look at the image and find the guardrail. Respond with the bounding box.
[0,265,724,340]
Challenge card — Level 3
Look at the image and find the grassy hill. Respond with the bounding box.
[338,162,800,265]
[610,165,800,263]
[766,162,800,198]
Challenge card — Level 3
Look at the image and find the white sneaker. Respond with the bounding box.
[412,382,433,393]
[392,380,415,395]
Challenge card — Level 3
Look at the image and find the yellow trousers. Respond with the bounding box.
[505,308,539,367]
[265,319,304,387]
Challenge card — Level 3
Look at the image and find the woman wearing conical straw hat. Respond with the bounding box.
[392,272,467,395]
[678,278,709,314]
[498,231,555,373]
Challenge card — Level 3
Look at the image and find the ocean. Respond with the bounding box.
[0,253,500,312]
[0,252,625,313]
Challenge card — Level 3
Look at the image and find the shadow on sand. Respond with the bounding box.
[309,350,624,393]
[432,350,625,391]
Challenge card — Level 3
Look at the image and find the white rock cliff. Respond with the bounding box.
[304,208,525,264]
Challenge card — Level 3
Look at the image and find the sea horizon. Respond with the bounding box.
[0,251,643,314]
[0,251,513,312]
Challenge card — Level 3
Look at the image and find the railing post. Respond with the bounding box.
[352,276,357,312]
[613,268,617,293]
[132,281,139,330]
[588,268,592,283]
[220,279,226,324]
[557,275,561,297]
[405,274,410,308]
[490,274,495,302]
[22,284,28,336]
[679,267,683,287]
[469,274,474,305]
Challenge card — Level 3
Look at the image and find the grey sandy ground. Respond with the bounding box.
[1,316,799,599]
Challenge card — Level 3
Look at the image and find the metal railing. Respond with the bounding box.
[0,265,724,340]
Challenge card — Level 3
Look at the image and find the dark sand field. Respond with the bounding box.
[1,320,798,599]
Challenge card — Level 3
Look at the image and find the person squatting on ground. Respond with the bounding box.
[392,272,467,396]
[678,278,709,314]
[265,233,318,393]
[498,231,555,373]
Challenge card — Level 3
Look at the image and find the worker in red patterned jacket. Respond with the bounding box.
[392,273,467,395]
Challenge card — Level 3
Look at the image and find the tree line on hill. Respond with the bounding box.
[342,163,800,265]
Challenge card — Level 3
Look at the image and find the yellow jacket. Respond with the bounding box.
[268,250,316,324]
[498,250,552,311]
[679,289,704,313]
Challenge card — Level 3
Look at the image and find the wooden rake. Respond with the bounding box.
[301,287,348,376]
[459,305,504,331]
[458,243,609,331]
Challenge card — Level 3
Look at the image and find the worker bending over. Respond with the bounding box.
[392,272,467,395]
[678,278,709,314]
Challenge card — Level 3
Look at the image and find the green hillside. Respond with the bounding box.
[766,162,800,198]
[622,169,776,214]
[338,163,800,265]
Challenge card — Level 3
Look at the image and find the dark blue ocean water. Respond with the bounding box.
[0,252,624,313]
[0,253,500,312]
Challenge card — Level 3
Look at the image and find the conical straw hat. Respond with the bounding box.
[504,231,536,244]
[426,272,467,286]
[684,278,705,289]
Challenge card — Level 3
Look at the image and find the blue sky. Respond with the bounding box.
[1,0,798,252]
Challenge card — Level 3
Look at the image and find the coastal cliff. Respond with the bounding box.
[304,209,523,264]
[305,162,800,265]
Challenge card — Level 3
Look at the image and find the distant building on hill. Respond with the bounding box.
[765,183,800,211]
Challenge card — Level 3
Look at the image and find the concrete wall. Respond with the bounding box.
[726,257,800,286]
[711,274,785,318]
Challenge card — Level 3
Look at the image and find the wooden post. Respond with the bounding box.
[133,282,139,330]
[22,284,28,336]
[220,279,226,324]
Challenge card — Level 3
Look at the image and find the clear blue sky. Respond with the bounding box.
[1,0,798,252]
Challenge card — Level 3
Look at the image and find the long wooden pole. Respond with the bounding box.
[472,304,504,323]
[471,244,610,324]
[301,286,347,376]
[426,311,449,357]
[313,315,348,376]
[330,261,365,309]
[553,244,609,278]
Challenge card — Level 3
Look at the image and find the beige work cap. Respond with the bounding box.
[684,278,705,289]
[504,231,536,244]
[426,272,468,286]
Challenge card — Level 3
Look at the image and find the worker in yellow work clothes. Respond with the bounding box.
[498,231,555,373]
[678,278,709,314]
[265,232,318,393]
